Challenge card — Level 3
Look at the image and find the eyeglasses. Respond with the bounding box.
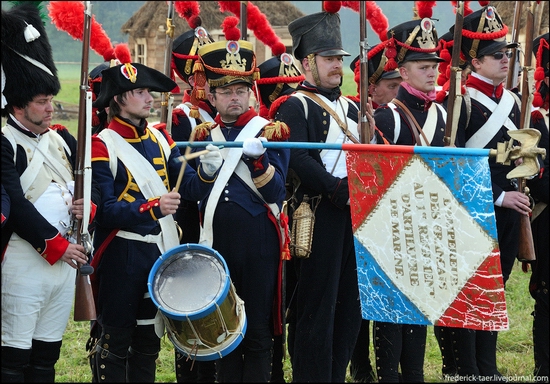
[213,88,250,97]
[488,50,513,60]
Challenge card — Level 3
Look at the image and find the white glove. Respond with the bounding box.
[242,137,267,159]
[200,144,223,176]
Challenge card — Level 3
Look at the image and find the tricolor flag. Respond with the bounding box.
[346,145,508,331]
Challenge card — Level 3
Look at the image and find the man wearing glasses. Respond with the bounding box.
[441,5,532,382]
[191,29,291,382]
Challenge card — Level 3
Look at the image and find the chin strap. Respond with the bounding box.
[307,54,322,87]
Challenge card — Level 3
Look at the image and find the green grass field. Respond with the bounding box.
[56,263,537,382]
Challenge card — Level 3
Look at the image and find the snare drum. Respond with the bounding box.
[148,243,246,361]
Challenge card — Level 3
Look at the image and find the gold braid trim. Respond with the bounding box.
[198,167,216,183]
[253,164,275,188]
[190,122,214,141]
[261,121,290,141]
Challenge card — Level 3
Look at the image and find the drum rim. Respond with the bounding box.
[169,296,248,361]
[147,243,230,320]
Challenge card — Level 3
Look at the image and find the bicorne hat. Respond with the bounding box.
[93,63,177,110]
[1,2,60,116]
[288,11,350,61]
[453,5,517,61]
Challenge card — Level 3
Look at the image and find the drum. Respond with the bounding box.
[148,243,247,361]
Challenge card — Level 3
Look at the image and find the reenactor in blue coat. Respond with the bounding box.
[88,59,223,382]
[190,18,291,382]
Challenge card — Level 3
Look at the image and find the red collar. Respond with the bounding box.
[466,76,504,98]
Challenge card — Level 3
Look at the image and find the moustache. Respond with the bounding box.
[329,70,344,77]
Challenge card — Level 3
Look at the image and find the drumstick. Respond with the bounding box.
[173,128,196,192]
[174,150,209,191]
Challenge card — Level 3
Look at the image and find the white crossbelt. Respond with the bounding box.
[200,116,269,247]
[465,88,518,148]
[98,129,178,254]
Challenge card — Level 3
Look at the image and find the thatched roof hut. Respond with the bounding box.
[121,1,305,82]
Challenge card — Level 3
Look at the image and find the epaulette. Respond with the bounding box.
[261,121,290,142]
[171,107,188,126]
[190,121,214,141]
[531,109,544,124]
[49,124,68,132]
[152,122,166,130]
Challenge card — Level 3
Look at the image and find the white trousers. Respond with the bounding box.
[1,235,75,349]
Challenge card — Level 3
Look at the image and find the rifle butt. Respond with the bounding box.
[74,271,97,321]
[517,212,536,262]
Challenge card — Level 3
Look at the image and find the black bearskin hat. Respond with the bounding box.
[2,2,60,116]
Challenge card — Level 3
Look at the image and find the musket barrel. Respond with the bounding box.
[359,1,371,143]
[443,1,464,147]
[506,1,523,90]
[160,1,175,127]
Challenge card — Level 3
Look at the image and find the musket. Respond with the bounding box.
[160,1,175,132]
[359,1,371,144]
[240,1,248,41]
[73,1,96,322]
[506,1,523,90]
[443,1,465,147]
[515,0,537,262]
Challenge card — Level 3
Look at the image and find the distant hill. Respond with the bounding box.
[1,1,483,66]
[44,1,144,64]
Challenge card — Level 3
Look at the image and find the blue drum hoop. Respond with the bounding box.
[147,243,230,321]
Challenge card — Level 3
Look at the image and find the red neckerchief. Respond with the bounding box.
[214,107,257,128]
[466,76,504,98]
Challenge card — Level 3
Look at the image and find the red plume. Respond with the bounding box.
[532,91,543,108]
[114,44,132,65]
[48,1,116,61]
[218,1,285,54]
[478,1,490,6]
[323,1,342,13]
[342,1,389,41]
[464,1,473,16]
[416,1,436,19]
[222,16,241,41]
[217,1,240,15]
[174,1,201,28]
